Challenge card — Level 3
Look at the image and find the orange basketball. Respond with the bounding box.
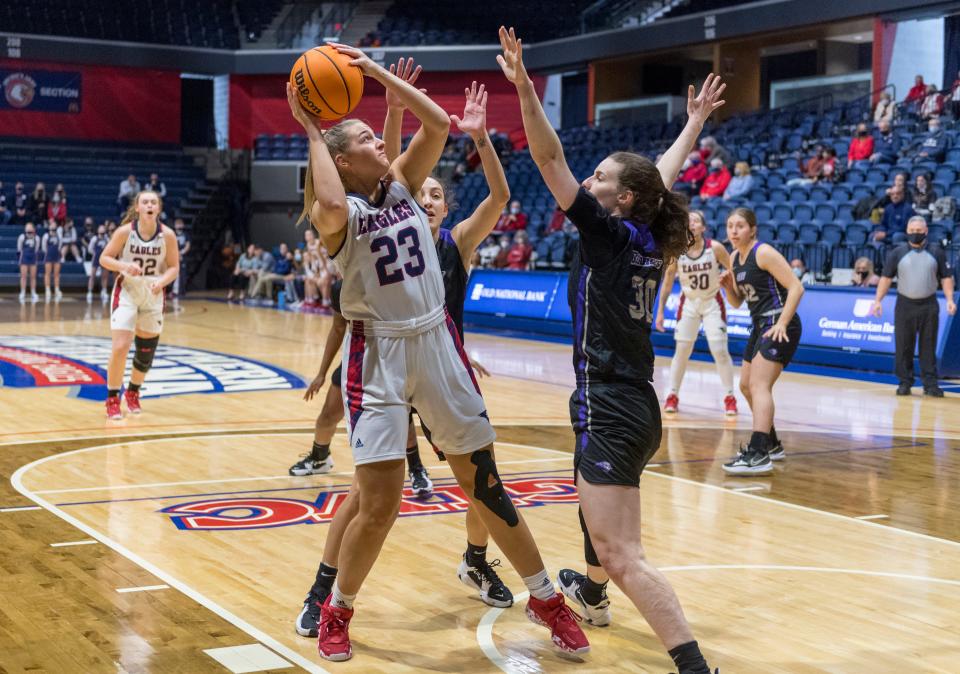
[290,45,364,121]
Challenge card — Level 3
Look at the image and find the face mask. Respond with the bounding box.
[858,130,867,137]
[792,268,804,278]
[295,252,302,261]
[907,232,926,245]
[855,270,867,278]
[929,126,939,134]
[510,206,520,214]
[52,194,61,203]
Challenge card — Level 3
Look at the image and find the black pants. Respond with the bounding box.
[894,295,939,387]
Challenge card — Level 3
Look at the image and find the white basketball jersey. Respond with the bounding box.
[334,180,445,326]
[677,238,721,300]
[120,221,168,279]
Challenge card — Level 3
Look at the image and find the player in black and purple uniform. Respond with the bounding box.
[17,222,40,303]
[42,219,63,301]
[499,26,724,674]
[720,208,804,475]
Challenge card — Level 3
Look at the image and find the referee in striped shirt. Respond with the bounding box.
[872,216,956,396]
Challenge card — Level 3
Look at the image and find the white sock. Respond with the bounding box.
[330,581,356,610]
[708,339,736,395]
[668,340,696,394]
[523,569,557,601]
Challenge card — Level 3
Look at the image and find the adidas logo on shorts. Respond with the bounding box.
[355,438,364,448]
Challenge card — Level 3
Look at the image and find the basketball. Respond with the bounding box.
[289,45,364,121]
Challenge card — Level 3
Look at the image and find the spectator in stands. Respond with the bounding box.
[117,174,140,213]
[80,217,95,261]
[545,201,568,234]
[874,185,914,242]
[847,123,874,167]
[172,218,190,298]
[873,91,895,124]
[249,244,277,302]
[788,146,825,186]
[0,181,9,225]
[87,224,110,303]
[145,173,167,198]
[699,158,731,199]
[723,161,753,200]
[12,182,28,225]
[950,68,960,119]
[913,117,947,162]
[60,218,82,262]
[29,183,48,224]
[851,257,880,288]
[919,85,944,121]
[870,120,901,164]
[227,243,260,302]
[904,75,927,113]
[699,136,732,167]
[912,173,938,217]
[673,152,706,196]
[47,185,67,226]
[790,258,815,286]
[504,230,533,270]
[820,147,838,183]
[494,200,528,235]
[492,232,514,269]
[475,235,501,269]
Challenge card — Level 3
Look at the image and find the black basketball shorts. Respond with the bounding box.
[330,364,342,389]
[569,380,662,488]
[743,315,802,366]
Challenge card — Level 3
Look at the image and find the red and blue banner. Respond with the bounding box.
[1,69,81,112]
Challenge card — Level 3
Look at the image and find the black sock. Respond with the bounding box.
[311,562,338,595]
[466,542,487,567]
[668,640,710,674]
[311,442,330,461]
[128,382,141,393]
[406,445,423,472]
[108,388,120,398]
[579,576,608,605]
[750,431,771,452]
[769,426,779,447]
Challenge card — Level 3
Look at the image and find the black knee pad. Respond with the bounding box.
[579,507,601,567]
[132,335,159,373]
[471,450,518,527]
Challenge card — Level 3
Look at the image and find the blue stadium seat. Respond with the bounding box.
[821,224,844,246]
[793,204,814,221]
[798,223,820,243]
[804,242,830,275]
[832,245,853,269]
[835,202,855,224]
[773,204,793,221]
[758,224,777,241]
[845,223,869,246]
[814,204,836,222]
[789,187,809,202]
[776,223,797,243]
[809,186,830,203]
[754,204,774,222]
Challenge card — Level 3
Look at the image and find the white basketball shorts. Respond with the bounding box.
[110,276,164,334]
[674,292,728,343]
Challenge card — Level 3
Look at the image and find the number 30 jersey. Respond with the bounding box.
[334,180,445,326]
[678,239,720,300]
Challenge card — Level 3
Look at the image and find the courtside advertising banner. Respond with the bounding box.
[465,270,952,355]
[1,69,81,112]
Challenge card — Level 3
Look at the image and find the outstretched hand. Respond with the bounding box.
[385,57,423,109]
[326,42,378,75]
[687,73,726,126]
[286,82,323,138]
[496,26,529,86]
[450,81,488,139]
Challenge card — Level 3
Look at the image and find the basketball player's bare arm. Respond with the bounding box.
[719,269,743,307]
[657,75,726,190]
[655,262,678,332]
[304,311,347,402]
[451,81,511,262]
[497,26,579,210]
[150,230,180,295]
[329,43,449,193]
[383,58,423,163]
[98,226,140,277]
[757,244,804,341]
[711,239,732,272]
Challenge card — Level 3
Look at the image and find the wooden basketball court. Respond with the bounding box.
[1,296,957,673]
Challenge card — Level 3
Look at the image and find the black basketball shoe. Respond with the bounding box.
[295,586,330,637]
[558,568,611,626]
[768,440,785,461]
[457,554,514,608]
[722,444,773,475]
[289,454,334,476]
[409,466,433,499]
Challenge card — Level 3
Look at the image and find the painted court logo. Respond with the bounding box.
[0,335,303,401]
[162,476,579,530]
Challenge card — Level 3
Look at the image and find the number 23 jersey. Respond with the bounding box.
[334,179,445,325]
[565,187,664,384]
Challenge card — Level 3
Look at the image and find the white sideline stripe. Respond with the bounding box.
[478,566,960,673]
[0,505,42,512]
[11,441,330,674]
[856,514,889,520]
[204,644,293,673]
[645,463,663,468]
[116,584,169,593]
[50,539,97,547]
[730,485,766,492]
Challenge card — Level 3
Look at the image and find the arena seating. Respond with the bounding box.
[0,144,205,286]
[0,0,282,49]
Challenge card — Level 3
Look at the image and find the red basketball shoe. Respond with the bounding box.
[124,389,142,415]
[664,393,679,414]
[105,395,123,420]
[724,394,738,416]
[526,593,589,654]
[317,595,353,661]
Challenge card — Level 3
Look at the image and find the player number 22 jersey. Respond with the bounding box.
[120,222,168,280]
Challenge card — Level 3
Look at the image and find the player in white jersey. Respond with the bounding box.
[655,210,737,415]
[98,190,180,420]
[287,42,587,662]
